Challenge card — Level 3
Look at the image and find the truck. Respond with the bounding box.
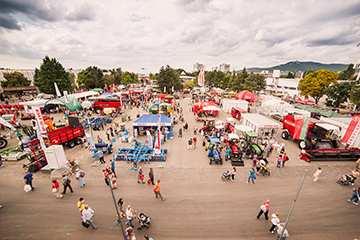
[281,114,339,150]
[89,96,123,114]
[45,125,85,148]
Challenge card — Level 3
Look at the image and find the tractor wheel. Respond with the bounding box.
[68,140,76,148]
[109,148,113,154]
[75,138,82,145]
[94,107,102,114]
[298,139,311,150]
[110,112,116,118]
[0,139,8,149]
[281,130,289,140]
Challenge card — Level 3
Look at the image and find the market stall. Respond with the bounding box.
[241,114,280,142]
[260,99,294,116]
[132,114,172,138]
[222,99,249,114]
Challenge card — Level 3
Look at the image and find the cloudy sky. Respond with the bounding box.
[0,0,359,74]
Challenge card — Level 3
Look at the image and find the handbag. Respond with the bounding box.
[253,175,257,180]
[148,179,151,185]
[153,189,156,194]
[140,174,144,181]
[24,185,32,192]
[82,221,90,228]
[52,188,57,193]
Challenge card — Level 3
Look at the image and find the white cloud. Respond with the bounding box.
[0,0,359,73]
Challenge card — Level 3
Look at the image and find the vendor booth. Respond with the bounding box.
[222,99,249,114]
[260,99,294,116]
[193,101,219,117]
[132,114,172,137]
[241,114,280,142]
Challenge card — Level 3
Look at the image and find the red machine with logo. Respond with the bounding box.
[91,97,123,114]
[45,125,84,148]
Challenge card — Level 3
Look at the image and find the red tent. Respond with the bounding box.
[235,90,255,102]
[193,101,219,116]
[295,97,315,106]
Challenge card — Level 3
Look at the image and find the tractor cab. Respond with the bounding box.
[201,118,215,133]
[242,132,262,157]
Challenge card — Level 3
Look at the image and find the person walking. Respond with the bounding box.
[126,227,136,240]
[187,138,193,151]
[193,126,197,135]
[154,179,165,201]
[148,168,155,185]
[103,169,109,186]
[24,170,34,190]
[313,167,322,182]
[62,174,73,194]
[193,136,197,150]
[117,198,125,219]
[110,159,116,176]
[97,150,105,164]
[126,205,138,228]
[75,168,85,187]
[144,234,154,240]
[77,197,85,217]
[178,127,182,138]
[276,155,282,168]
[282,153,288,167]
[269,211,280,233]
[247,168,257,185]
[106,129,110,141]
[274,223,289,239]
[82,205,97,229]
[347,187,360,205]
[138,167,145,184]
[225,147,231,162]
[231,167,236,181]
[51,179,62,199]
[110,126,114,137]
[252,155,258,167]
[256,199,270,220]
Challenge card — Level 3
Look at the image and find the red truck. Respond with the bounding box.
[90,96,123,114]
[45,125,85,148]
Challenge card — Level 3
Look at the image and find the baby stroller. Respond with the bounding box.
[259,166,270,176]
[221,171,231,181]
[337,175,354,187]
[137,213,151,230]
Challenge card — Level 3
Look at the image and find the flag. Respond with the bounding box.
[293,116,309,140]
[198,68,205,87]
[154,114,161,154]
[341,115,360,146]
[146,130,153,148]
[54,82,61,97]
[86,133,95,151]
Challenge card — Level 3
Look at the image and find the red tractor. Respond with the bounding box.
[281,114,339,150]
[200,119,215,134]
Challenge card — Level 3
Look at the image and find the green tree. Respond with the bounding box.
[241,72,266,92]
[156,65,182,93]
[338,64,355,80]
[121,72,132,85]
[2,71,30,87]
[298,70,338,105]
[77,66,104,89]
[286,72,295,78]
[34,56,72,94]
[69,72,76,92]
[230,68,248,91]
[350,80,360,108]
[204,70,225,87]
[325,81,354,107]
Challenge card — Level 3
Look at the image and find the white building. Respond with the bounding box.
[219,63,230,72]
[193,62,205,72]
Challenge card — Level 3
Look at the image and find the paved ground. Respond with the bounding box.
[0,96,359,240]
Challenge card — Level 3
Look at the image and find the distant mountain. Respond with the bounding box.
[245,61,349,73]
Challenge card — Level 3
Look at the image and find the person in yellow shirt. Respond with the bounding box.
[77,197,85,217]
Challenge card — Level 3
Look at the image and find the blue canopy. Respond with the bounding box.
[209,136,220,143]
[132,114,172,127]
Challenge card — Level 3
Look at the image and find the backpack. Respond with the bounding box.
[80,171,85,178]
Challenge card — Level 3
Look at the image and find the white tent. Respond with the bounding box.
[222,99,248,114]
[260,99,294,116]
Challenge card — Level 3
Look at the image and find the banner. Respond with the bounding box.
[54,82,61,97]
[154,114,161,154]
[86,133,95,151]
[341,115,360,146]
[198,68,205,87]
[63,91,69,103]
[33,106,47,149]
[146,130,153,148]
[293,116,309,140]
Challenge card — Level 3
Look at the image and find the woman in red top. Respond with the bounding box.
[52,179,63,199]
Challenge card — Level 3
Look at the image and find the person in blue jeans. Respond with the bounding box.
[225,147,231,161]
[178,127,182,137]
[276,155,282,168]
[348,187,360,205]
[247,168,257,184]
[126,205,137,228]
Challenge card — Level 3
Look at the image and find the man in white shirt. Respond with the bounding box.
[313,167,322,182]
[269,211,280,233]
[82,205,96,229]
[275,223,289,240]
[126,205,137,228]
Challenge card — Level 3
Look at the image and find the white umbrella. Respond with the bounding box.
[203,106,220,111]
[228,133,240,140]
